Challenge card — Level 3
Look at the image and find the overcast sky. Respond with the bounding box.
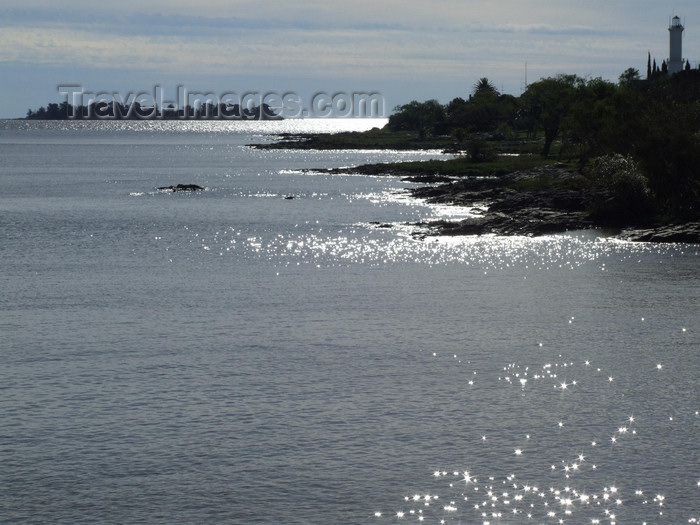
[1,1,698,117]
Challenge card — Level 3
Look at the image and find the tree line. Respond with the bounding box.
[387,66,700,221]
[24,101,281,120]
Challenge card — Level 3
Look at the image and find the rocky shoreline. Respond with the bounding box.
[328,163,700,243]
[409,166,595,236]
[250,131,454,151]
[617,223,700,243]
[254,129,699,244]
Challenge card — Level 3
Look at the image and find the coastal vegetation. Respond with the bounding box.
[24,101,281,120]
[262,67,700,238]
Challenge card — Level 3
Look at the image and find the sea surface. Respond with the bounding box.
[0,119,698,524]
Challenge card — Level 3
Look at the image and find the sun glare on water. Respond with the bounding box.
[370,330,698,524]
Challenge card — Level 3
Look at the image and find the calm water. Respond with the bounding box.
[1,120,698,524]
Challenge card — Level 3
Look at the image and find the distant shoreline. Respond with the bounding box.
[23,102,282,121]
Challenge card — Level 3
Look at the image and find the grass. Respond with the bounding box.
[373,152,557,178]
[277,127,582,184]
[508,171,590,192]
[287,129,457,150]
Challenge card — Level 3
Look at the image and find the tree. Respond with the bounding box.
[619,68,640,87]
[443,79,517,134]
[587,154,655,224]
[563,77,619,159]
[45,103,61,119]
[471,77,499,102]
[521,75,582,156]
[387,99,446,138]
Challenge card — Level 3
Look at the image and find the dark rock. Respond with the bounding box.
[158,184,205,192]
[423,207,592,238]
[401,174,454,183]
[619,222,700,243]
[409,166,599,237]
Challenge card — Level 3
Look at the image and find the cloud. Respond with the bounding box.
[0,25,425,79]
[0,5,642,83]
[1,0,698,117]
[0,2,639,39]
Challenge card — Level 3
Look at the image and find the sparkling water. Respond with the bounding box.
[1,120,698,524]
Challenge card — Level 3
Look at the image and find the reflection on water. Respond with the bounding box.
[186,219,695,271]
[374,346,698,524]
[0,117,389,136]
[181,207,699,523]
[1,119,697,524]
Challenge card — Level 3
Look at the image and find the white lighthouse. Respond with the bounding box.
[668,15,684,74]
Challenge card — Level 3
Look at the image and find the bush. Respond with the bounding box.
[586,154,656,223]
[492,123,516,141]
[467,139,497,163]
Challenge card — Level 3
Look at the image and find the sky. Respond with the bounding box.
[1,0,698,118]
